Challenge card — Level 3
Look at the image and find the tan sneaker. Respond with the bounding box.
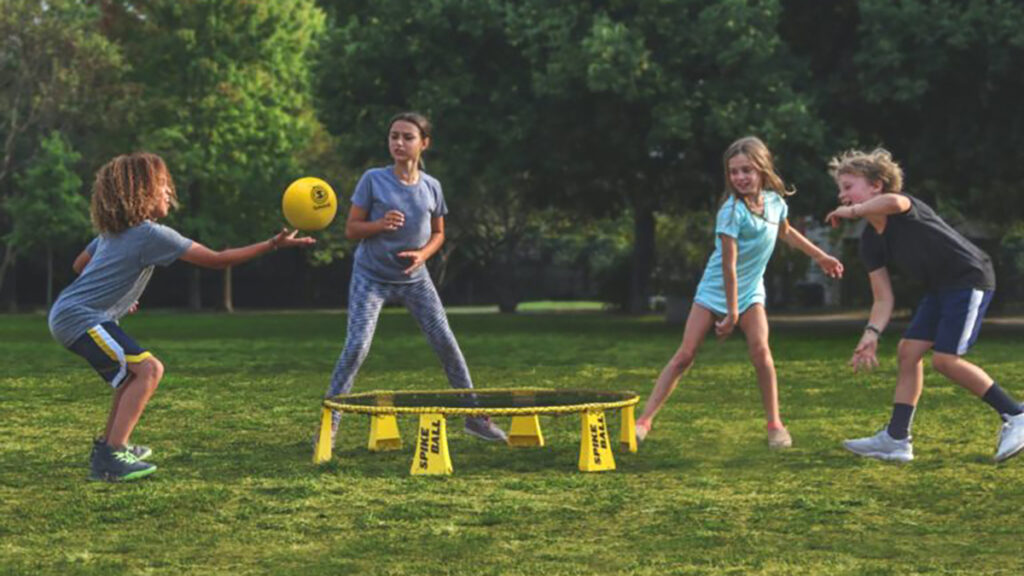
[767,427,792,450]
[635,420,652,443]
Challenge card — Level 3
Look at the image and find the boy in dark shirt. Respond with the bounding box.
[825,148,1023,463]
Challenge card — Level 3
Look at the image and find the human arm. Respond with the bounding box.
[344,204,405,240]
[398,216,445,275]
[72,250,92,274]
[826,194,911,227]
[178,229,314,270]
[715,235,739,338]
[850,267,895,372]
[71,238,100,274]
[778,219,843,279]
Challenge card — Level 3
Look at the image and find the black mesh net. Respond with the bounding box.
[328,389,636,409]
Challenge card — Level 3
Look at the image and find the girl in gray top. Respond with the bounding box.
[50,152,313,481]
[319,112,506,445]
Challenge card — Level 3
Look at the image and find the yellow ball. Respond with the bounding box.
[282,177,337,231]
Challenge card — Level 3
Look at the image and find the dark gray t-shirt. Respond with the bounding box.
[351,167,448,283]
[859,194,995,291]
[48,221,193,346]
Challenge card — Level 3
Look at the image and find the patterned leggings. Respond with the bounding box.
[324,273,473,424]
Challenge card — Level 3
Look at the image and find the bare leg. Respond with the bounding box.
[637,304,715,426]
[894,339,931,405]
[106,357,163,448]
[103,381,131,441]
[931,352,994,397]
[737,305,781,428]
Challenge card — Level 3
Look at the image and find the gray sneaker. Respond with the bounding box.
[843,429,913,462]
[994,412,1024,463]
[464,416,508,443]
[90,442,157,482]
[93,437,151,461]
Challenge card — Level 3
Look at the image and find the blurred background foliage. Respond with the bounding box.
[1,0,1021,312]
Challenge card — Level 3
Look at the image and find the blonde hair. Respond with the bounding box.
[91,153,177,234]
[828,148,904,194]
[722,136,793,203]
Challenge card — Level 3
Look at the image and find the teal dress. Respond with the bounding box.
[693,192,788,316]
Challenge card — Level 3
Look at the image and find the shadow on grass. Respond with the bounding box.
[156,433,713,481]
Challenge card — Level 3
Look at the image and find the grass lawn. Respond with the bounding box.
[2,311,1023,575]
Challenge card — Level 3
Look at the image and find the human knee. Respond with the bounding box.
[132,357,163,389]
[931,353,958,374]
[670,350,696,375]
[748,342,772,367]
[897,341,925,368]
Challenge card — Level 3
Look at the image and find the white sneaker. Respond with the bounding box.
[843,429,913,462]
[994,412,1024,463]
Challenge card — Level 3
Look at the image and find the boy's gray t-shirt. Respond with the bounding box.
[350,167,448,283]
[48,221,193,346]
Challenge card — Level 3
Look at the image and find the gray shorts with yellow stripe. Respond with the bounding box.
[67,322,152,388]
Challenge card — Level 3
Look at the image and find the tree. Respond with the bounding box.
[781,0,1024,224]
[103,0,328,310]
[6,131,90,306]
[505,0,825,312]
[316,0,547,311]
[0,0,125,305]
[315,0,826,312]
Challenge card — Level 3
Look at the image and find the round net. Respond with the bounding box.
[323,388,639,416]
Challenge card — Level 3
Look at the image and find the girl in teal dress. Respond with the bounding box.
[636,137,844,449]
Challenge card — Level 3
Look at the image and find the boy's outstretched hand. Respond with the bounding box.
[825,205,856,228]
[850,334,879,372]
[270,228,316,249]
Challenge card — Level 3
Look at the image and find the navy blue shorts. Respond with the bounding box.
[67,322,152,388]
[904,289,994,355]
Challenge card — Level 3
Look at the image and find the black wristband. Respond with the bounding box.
[864,324,882,336]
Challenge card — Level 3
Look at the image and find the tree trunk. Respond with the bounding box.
[0,242,15,297]
[495,241,520,314]
[189,267,202,310]
[223,266,234,313]
[46,245,54,307]
[6,254,17,313]
[628,203,656,314]
[433,243,454,290]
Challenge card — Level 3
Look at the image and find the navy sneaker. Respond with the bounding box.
[90,442,157,482]
[464,416,508,443]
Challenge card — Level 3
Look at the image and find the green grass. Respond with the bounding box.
[2,311,1023,575]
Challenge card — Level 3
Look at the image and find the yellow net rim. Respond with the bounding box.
[322,387,639,416]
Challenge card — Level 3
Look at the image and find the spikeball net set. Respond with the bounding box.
[314,388,640,474]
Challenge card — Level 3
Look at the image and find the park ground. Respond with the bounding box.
[2,309,1023,575]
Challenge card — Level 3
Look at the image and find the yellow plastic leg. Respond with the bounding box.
[410,413,453,475]
[508,414,545,447]
[313,407,334,464]
[368,414,402,451]
[620,405,637,453]
[579,410,616,472]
